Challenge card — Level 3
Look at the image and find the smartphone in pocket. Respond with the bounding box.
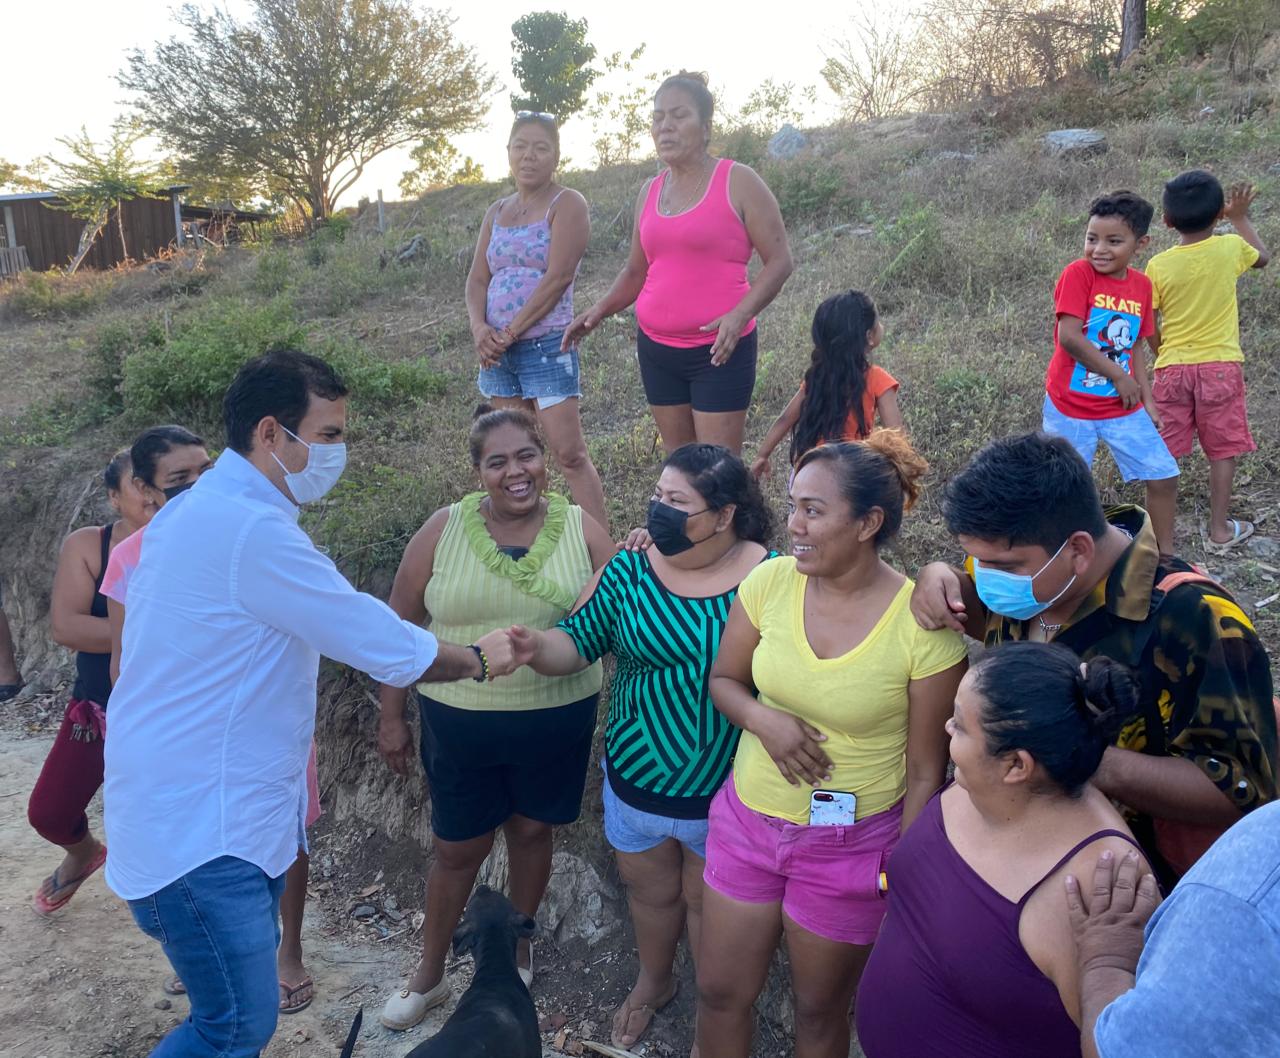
[809,789,857,826]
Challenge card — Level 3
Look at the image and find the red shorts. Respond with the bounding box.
[1153,362,1256,461]
[703,775,899,945]
[305,740,322,828]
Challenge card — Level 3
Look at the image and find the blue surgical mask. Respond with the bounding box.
[272,425,347,505]
[972,538,1076,621]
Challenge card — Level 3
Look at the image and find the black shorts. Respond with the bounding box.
[637,328,758,413]
[418,691,598,843]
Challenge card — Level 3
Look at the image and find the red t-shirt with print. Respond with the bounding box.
[1044,258,1154,420]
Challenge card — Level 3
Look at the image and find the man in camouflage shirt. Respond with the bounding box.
[911,432,1276,882]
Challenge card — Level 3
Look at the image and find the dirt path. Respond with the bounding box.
[0,723,567,1058]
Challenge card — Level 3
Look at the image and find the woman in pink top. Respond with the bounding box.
[563,71,793,455]
[466,113,606,528]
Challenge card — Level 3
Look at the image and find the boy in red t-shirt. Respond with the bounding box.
[1042,190,1179,554]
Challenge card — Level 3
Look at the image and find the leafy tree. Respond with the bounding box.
[510,11,598,120]
[400,135,460,197]
[45,121,165,268]
[120,0,495,220]
[730,79,815,134]
[586,47,665,167]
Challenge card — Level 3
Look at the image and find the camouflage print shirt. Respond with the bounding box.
[977,506,1277,817]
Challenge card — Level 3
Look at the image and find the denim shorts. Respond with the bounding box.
[478,330,581,410]
[602,766,709,858]
[1042,395,1179,482]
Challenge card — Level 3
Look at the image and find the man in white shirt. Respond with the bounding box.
[104,349,515,1058]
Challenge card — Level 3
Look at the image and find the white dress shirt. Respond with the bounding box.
[104,449,437,900]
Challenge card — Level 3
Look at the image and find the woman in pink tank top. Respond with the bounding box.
[465,114,607,528]
[562,71,793,455]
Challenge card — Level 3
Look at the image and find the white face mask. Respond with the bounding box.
[272,424,347,505]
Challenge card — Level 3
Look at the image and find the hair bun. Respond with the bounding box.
[862,428,928,511]
[472,402,495,421]
[676,69,709,86]
[1076,656,1138,741]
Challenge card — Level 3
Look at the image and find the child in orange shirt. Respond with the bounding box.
[751,290,902,480]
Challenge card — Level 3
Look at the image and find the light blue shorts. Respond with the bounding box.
[1042,395,1178,482]
[478,330,580,410]
[601,765,709,858]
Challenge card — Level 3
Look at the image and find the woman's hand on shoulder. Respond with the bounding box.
[616,526,652,553]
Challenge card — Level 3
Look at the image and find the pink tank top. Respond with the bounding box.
[635,158,757,348]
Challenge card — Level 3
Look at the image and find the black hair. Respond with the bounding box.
[973,642,1135,797]
[1089,190,1155,238]
[1163,169,1225,234]
[508,114,560,157]
[943,432,1108,550]
[663,442,772,545]
[657,70,715,127]
[468,403,544,467]
[103,448,131,492]
[129,425,205,488]
[794,429,927,548]
[791,290,880,463]
[222,349,349,455]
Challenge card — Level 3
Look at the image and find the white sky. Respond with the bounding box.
[2,0,899,206]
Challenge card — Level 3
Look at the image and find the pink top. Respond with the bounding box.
[101,526,145,605]
[636,158,757,348]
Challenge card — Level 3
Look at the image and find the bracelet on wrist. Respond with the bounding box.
[467,644,490,683]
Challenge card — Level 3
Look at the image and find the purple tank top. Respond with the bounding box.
[485,190,574,340]
[854,790,1140,1058]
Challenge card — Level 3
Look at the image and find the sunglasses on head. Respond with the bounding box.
[516,110,556,122]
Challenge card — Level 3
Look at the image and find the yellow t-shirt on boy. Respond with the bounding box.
[1147,233,1260,368]
[730,557,967,824]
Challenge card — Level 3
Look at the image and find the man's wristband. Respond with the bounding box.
[467,644,490,683]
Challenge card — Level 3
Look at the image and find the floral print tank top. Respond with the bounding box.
[485,190,575,340]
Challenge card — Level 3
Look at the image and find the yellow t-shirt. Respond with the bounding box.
[1147,234,1260,368]
[730,557,967,824]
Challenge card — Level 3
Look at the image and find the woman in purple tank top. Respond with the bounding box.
[465,113,607,528]
[855,642,1154,1058]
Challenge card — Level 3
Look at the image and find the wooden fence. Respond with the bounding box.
[0,245,31,279]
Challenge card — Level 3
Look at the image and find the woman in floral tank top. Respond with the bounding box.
[465,114,607,528]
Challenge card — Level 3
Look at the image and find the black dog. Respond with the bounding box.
[403,885,540,1058]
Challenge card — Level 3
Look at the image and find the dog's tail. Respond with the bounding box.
[339,1006,363,1058]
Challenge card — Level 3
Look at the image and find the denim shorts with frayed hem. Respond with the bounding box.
[478,330,581,410]
[602,766,709,858]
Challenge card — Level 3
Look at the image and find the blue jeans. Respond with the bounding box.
[128,856,287,1057]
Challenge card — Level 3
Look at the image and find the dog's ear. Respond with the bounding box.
[452,921,478,956]
[511,911,538,939]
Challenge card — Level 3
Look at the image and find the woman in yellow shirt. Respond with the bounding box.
[697,430,967,1058]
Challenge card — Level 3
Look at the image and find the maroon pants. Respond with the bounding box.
[28,699,105,847]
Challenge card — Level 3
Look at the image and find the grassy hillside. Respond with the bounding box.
[2,54,1279,667]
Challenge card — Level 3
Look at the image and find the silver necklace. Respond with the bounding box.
[1038,614,1064,634]
[660,158,712,215]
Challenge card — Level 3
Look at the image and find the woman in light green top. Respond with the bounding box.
[377,405,614,1032]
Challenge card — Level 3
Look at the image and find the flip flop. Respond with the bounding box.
[610,979,679,1050]
[1207,519,1255,552]
[163,977,187,996]
[32,845,108,916]
[280,976,314,1014]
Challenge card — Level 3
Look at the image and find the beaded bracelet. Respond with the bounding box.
[468,644,490,683]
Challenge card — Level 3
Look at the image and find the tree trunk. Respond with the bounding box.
[1120,0,1146,61]
[115,200,129,262]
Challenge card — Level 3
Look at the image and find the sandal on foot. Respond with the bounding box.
[280,976,314,1014]
[32,845,108,916]
[1208,519,1255,552]
[380,977,451,1031]
[611,980,679,1050]
[163,977,187,996]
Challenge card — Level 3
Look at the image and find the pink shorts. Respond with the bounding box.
[703,776,900,945]
[305,740,322,828]
[1153,362,1256,461]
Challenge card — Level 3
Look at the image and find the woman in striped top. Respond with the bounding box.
[510,444,777,1051]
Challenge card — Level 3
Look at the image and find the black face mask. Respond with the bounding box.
[647,499,711,556]
[162,480,195,501]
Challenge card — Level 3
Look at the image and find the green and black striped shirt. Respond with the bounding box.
[559,548,776,818]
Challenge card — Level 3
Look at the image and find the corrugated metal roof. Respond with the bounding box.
[0,185,191,204]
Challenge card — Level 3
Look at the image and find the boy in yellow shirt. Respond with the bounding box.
[1147,171,1270,551]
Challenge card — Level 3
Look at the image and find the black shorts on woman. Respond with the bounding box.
[418,691,598,842]
[637,328,758,413]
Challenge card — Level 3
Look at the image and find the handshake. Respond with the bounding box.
[470,625,542,680]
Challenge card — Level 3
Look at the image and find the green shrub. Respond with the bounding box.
[874,203,949,289]
[88,317,167,417]
[764,157,850,222]
[1,270,112,320]
[252,248,295,297]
